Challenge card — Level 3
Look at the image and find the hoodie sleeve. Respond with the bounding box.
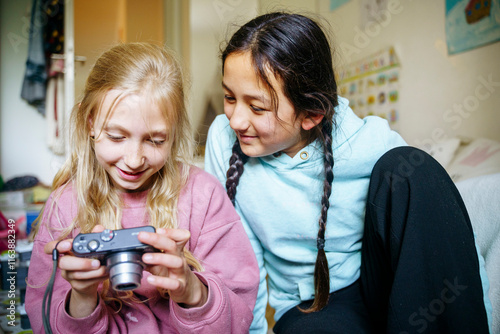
[24,188,117,334]
[204,115,235,186]
[167,170,260,333]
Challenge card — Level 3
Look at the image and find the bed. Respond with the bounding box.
[421,137,500,333]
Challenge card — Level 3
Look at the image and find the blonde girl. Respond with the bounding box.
[26,42,259,334]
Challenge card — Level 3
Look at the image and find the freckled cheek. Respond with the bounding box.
[148,148,171,168]
[223,104,234,119]
[94,144,122,165]
[254,119,274,139]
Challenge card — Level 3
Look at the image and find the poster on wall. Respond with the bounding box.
[330,0,351,11]
[360,0,389,28]
[338,47,400,130]
[446,0,500,54]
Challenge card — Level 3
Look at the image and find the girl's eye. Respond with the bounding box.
[224,95,235,102]
[107,134,124,141]
[149,139,165,145]
[250,105,267,112]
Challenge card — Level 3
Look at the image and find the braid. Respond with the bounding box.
[301,119,334,313]
[226,139,249,205]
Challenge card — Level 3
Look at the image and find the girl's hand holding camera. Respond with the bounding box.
[138,228,208,308]
[44,225,208,318]
[44,225,109,318]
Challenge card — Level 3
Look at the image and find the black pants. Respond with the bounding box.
[274,147,489,334]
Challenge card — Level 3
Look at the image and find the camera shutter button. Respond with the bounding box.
[101,229,115,242]
[87,240,99,251]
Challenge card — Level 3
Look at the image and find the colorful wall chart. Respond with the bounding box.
[338,46,400,128]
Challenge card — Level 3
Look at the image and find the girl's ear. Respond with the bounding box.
[301,112,324,131]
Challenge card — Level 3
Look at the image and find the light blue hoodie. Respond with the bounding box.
[205,96,491,333]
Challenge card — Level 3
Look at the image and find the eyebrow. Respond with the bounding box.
[221,82,271,105]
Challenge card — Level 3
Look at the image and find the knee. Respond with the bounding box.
[371,146,446,182]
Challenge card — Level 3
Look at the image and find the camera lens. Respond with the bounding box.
[106,251,145,291]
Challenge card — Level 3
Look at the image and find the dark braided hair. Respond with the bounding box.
[226,140,249,205]
[222,12,338,312]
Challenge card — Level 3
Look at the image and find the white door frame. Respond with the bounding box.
[64,0,75,156]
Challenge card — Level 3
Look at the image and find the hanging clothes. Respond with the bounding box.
[21,0,48,115]
[46,58,65,155]
[20,0,64,116]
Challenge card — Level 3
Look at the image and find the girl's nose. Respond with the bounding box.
[124,142,145,170]
[228,104,249,132]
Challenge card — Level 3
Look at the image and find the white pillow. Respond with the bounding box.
[447,138,500,182]
[418,137,461,169]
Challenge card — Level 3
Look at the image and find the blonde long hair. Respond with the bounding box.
[33,42,202,303]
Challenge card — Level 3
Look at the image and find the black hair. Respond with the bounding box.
[222,12,338,312]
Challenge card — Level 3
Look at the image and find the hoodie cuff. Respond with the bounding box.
[170,272,226,327]
[55,290,108,333]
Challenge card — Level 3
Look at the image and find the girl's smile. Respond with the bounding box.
[236,132,258,144]
[117,167,146,181]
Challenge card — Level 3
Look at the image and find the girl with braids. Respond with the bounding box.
[205,12,491,334]
[25,42,259,333]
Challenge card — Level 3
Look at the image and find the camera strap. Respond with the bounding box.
[42,241,62,334]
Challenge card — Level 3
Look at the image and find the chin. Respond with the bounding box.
[240,147,259,157]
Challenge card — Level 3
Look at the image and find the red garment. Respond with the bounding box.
[25,167,259,333]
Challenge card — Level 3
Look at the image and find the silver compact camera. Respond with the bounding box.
[72,226,157,291]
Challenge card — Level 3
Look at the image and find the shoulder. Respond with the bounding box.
[209,114,231,131]
[205,115,237,177]
[207,115,235,148]
[334,96,406,151]
[181,166,231,209]
[35,182,78,241]
[332,97,407,174]
[187,165,223,188]
[46,182,77,212]
[178,165,240,239]
[190,165,220,185]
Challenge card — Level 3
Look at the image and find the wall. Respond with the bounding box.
[189,0,259,140]
[259,0,316,13]
[324,0,500,146]
[125,0,164,44]
[73,0,165,101]
[298,0,499,146]
[73,0,122,102]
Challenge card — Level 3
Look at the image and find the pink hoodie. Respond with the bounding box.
[25,167,259,333]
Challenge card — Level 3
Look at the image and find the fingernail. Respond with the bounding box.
[157,228,166,234]
[147,276,155,283]
[143,254,153,261]
[91,260,100,268]
[139,232,150,239]
[61,241,71,249]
